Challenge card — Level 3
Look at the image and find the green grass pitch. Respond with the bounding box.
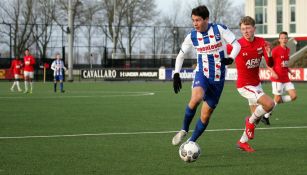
[0,81,306,175]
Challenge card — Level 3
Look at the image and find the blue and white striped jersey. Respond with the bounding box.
[51,59,67,76]
[175,23,238,82]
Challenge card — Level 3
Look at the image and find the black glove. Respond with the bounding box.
[221,57,234,65]
[173,73,182,94]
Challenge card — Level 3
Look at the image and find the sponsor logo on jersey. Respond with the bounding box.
[196,42,223,53]
[215,34,221,40]
[282,60,289,67]
[245,58,261,69]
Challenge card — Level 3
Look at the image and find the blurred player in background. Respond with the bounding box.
[171,5,241,146]
[261,31,297,125]
[51,53,67,93]
[10,56,23,92]
[23,49,36,93]
[234,16,275,152]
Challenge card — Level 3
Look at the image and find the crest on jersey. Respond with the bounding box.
[257,47,263,54]
[215,34,221,40]
[243,52,248,56]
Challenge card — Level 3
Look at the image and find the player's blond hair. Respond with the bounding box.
[239,16,255,27]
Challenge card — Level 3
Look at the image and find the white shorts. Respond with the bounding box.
[272,82,295,95]
[14,74,21,79]
[237,83,265,105]
[23,71,34,79]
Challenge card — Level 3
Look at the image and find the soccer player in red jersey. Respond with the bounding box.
[234,16,275,152]
[10,56,23,92]
[23,49,36,93]
[262,31,297,125]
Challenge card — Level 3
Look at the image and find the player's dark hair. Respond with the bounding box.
[191,5,210,20]
[279,31,288,38]
[239,16,255,27]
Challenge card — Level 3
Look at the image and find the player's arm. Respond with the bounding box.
[173,34,193,94]
[218,25,241,65]
[31,56,36,66]
[263,40,274,67]
[50,61,56,71]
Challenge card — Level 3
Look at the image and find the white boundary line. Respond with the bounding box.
[0,92,155,99]
[1,126,307,140]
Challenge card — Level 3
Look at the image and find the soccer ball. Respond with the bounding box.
[179,141,201,162]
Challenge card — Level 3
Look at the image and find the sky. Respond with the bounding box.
[156,0,245,14]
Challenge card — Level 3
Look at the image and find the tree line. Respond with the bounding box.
[0,0,243,64]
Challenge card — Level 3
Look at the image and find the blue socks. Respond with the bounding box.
[182,106,197,132]
[189,119,209,142]
[60,82,63,92]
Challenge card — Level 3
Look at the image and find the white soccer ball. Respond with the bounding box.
[179,141,201,163]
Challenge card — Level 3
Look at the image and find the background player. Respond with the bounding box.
[23,49,36,93]
[51,53,67,93]
[234,16,275,152]
[261,31,297,125]
[171,5,241,146]
[10,56,23,92]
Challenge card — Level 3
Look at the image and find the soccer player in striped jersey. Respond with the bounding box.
[262,31,297,125]
[171,5,241,146]
[51,53,67,93]
[10,56,23,92]
[235,16,275,152]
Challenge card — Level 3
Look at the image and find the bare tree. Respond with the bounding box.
[52,0,84,64]
[32,0,57,59]
[0,0,36,57]
[124,0,157,59]
[81,0,103,66]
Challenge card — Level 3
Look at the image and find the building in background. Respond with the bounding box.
[245,0,307,66]
[245,0,306,37]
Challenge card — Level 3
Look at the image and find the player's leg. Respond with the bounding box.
[172,73,205,145]
[237,103,257,152]
[189,81,223,142]
[253,94,274,122]
[29,72,34,93]
[283,82,296,102]
[236,85,273,151]
[54,77,57,92]
[262,82,280,124]
[246,94,274,138]
[172,87,203,145]
[23,71,29,93]
[189,101,213,142]
[59,75,64,93]
[184,87,203,131]
[263,82,296,124]
[287,89,297,101]
[11,75,16,91]
[15,74,22,92]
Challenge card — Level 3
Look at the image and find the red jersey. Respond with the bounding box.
[23,55,35,72]
[10,59,23,75]
[270,45,290,83]
[235,37,271,88]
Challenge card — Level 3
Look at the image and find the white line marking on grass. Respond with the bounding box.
[0,92,155,99]
[1,126,307,140]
